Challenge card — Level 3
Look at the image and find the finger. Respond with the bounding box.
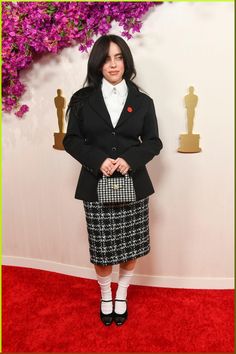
[110,162,119,174]
[107,165,115,174]
[114,161,120,167]
[102,166,111,176]
[118,165,126,172]
[105,165,113,171]
[110,166,117,174]
[103,171,110,177]
[108,158,116,164]
[122,167,129,174]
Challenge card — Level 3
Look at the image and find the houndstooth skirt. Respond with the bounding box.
[83,197,150,266]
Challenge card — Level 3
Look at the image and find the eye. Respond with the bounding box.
[104,56,110,63]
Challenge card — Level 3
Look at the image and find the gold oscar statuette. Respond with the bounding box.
[177,86,201,153]
[53,89,66,150]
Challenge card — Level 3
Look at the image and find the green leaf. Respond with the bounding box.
[46,4,57,15]
[19,13,27,20]
[77,19,84,31]
[11,43,18,53]
[87,29,93,38]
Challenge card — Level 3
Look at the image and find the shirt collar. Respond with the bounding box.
[102,78,128,98]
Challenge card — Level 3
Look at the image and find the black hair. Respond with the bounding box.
[83,34,139,89]
[66,35,141,118]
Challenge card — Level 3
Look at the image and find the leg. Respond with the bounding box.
[94,264,113,325]
[94,264,112,277]
[120,259,137,271]
[187,113,194,135]
[116,260,136,304]
[114,259,137,325]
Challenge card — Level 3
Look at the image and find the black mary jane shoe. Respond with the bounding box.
[100,299,113,326]
[114,299,128,326]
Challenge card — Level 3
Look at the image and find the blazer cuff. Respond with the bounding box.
[84,151,108,176]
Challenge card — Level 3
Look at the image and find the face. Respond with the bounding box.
[102,42,125,85]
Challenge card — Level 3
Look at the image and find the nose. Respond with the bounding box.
[110,59,117,68]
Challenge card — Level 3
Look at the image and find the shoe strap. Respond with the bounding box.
[115,299,127,302]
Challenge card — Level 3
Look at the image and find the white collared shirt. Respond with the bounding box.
[101,78,128,128]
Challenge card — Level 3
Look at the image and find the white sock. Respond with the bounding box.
[97,274,113,314]
[115,268,134,314]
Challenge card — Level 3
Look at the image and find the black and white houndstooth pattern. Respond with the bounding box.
[83,197,150,266]
[97,174,136,203]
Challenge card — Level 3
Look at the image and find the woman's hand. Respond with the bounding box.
[100,157,131,176]
[100,158,117,176]
[113,158,131,175]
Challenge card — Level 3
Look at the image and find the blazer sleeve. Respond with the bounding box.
[120,98,163,171]
[63,104,108,176]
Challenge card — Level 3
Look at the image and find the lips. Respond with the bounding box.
[109,71,119,75]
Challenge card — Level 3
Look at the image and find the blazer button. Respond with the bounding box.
[112,131,116,135]
[112,147,117,151]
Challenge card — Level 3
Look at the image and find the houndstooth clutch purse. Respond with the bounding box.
[97,174,136,203]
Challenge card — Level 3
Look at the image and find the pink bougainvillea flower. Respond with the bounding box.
[14,104,29,118]
[2,1,163,118]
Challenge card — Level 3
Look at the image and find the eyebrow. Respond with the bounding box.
[106,53,123,58]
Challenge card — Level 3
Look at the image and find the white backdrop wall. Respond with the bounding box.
[3,2,234,288]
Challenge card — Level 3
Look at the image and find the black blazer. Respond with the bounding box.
[63,80,163,201]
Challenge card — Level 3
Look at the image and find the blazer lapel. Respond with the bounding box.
[88,87,113,128]
[115,81,142,129]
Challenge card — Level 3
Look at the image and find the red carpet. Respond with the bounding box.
[2,265,234,352]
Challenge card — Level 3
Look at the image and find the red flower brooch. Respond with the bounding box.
[127,106,133,113]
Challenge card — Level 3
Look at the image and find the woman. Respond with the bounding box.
[63,35,163,326]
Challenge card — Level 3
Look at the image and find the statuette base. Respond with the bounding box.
[177,134,201,153]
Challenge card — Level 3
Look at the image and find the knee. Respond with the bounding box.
[94,264,112,276]
[120,259,137,271]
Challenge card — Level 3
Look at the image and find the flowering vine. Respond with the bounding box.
[2,1,162,118]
